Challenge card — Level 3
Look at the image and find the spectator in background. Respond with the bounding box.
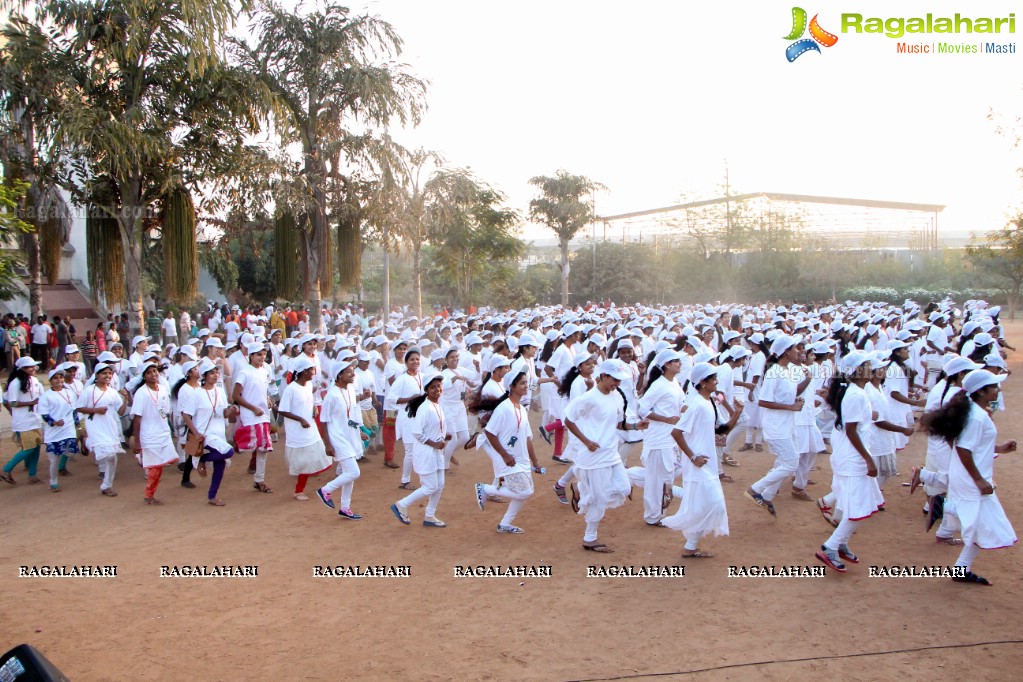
[179,308,192,340]
[145,310,161,343]
[30,315,51,365]
[161,310,178,346]
[116,313,130,341]
[81,331,98,374]
[54,316,69,365]
[94,322,107,354]
[4,318,20,376]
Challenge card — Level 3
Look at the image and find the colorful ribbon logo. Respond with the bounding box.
[784,7,838,62]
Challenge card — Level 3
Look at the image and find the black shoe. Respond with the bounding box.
[926,494,944,532]
[177,462,187,472]
[181,480,196,489]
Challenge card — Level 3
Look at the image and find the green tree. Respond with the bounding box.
[966,214,1023,319]
[6,0,272,334]
[232,0,426,329]
[0,179,34,300]
[528,171,605,306]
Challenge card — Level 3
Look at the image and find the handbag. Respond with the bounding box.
[184,431,205,457]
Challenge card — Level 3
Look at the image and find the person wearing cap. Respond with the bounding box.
[883,341,924,453]
[39,367,80,492]
[908,357,983,543]
[130,362,178,505]
[353,352,379,453]
[661,362,742,557]
[981,353,1009,412]
[542,324,581,464]
[1,357,45,485]
[76,363,128,496]
[315,359,366,519]
[440,348,475,469]
[611,338,645,466]
[62,344,87,381]
[277,355,332,500]
[179,361,237,505]
[390,374,451,527]
[812,350,884,573]
[745,335,809,517]
[923,314,950,388]
[865,352,916,492]
[380,339,409,469]
[737,333,769,453]
[550,353,598,492]
[564,359,643,553]
[386,346,426,488]
[918,369,1016,586]
[627,349,685,525]
[718,345,753,470]
[233,343,274,483]
[474,368,544,533]
[58,362,86,466]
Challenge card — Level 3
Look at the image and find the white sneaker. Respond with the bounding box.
[497,524,524,534]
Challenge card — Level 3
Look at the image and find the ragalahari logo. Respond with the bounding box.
[784,7,838,61]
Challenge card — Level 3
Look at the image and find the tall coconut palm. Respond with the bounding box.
[232,0,426,329]
[5,1,271,334]
[528,171,606,307]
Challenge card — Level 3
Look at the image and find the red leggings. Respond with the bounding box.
[295,464,332,494]
[383,416,397,462]
[544,419,565,457]
[145,466,163,499]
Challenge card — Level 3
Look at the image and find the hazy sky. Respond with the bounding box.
[352,0,1023,240]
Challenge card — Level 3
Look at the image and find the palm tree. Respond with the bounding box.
[5,0,270,334]
[233,0,426,329]
[528,171,605,306]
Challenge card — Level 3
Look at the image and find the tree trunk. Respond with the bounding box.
[412,245,422,318]
[1010,283,1020,321]
[122,227,144,337]
[25,231,42,318]
[382,225,391,317]
[560,238,570,306]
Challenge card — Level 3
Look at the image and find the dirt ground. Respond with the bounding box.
[2,325,1023,681]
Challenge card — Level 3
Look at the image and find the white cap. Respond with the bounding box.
[246,342,266,355]
[180,360,200,376]
[16,357,40,369]
[653,349,681,368]
[205,338,224,348]
[332,359,356,378]
[962,369,1007,396]
[132,335,149,348]
[689,362,717,387]
[47,367,66,380]
[291,355,316,375]
[838,350,873,376]
[983,353,1007,370]
[595,359,631,381]
[769,334,801,358]
[64,344,79,354]
[198,359,218,376]
[488,355,512,373]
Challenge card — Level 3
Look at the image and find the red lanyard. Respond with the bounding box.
[146,386,162,409]
[341,388,353,418]
[412,373,422,391]
[513,403,523,431]
[205,387,218,412]
[430,400,444,434]
[91,386,107,408]
[56,388,73,407]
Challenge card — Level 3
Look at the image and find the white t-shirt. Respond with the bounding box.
[161,318,177,338]
[31,323,50,345]
[7,376,43,432]
[675,392,718,481]
[40,388,77,443]
[759,363,799,441]
[224,321,240,344]
[130,384,172,448]
[484,398,532,477]
[829,383,872,476]
[564,387,625,470]
[179,384,230,453]
[77,384,123,449]
[235,364,271,426]
[279,380,320,448]
[321,384,362,460]
[354,368,375,410]
[950,401,998,501]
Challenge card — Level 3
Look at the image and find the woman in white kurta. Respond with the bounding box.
[663,363,741,557]
[792,347,825,499]
[814,351,884,574]
[552,353,596,491]
[278,357,332,500]
[1,358,45,485]
[475,370,543,533]
[39,369,79,492]
[440,348,475,468]
[746,335,809,517]
[316,359,365,519]
[391,375,451,527]
[180,361,236,506]
[386,348,425,488]
[76,363,128,496]
[921,369,1016,586]
[131,362,178,504]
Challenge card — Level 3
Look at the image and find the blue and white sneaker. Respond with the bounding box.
[538,425,552,445]
[475,483,487,511]
[315,487,335,509]
[337,508,362,520]
[497,524,524,534]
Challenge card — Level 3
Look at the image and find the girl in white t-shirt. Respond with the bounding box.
[130,362,178,504]
[39,368,80,492]
[814,351,884,573]
[278,356,332,500]
[920,369,1016,586]
[390,375,451,527]
[1,359,45,485]
[474,370,543,533]
[76,363,128,496]
[316,359,366,519]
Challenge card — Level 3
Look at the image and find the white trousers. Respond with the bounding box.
[398,468,445,518]
[751,437,799,501]
[322,458,361,509]
[98,455,117,491]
